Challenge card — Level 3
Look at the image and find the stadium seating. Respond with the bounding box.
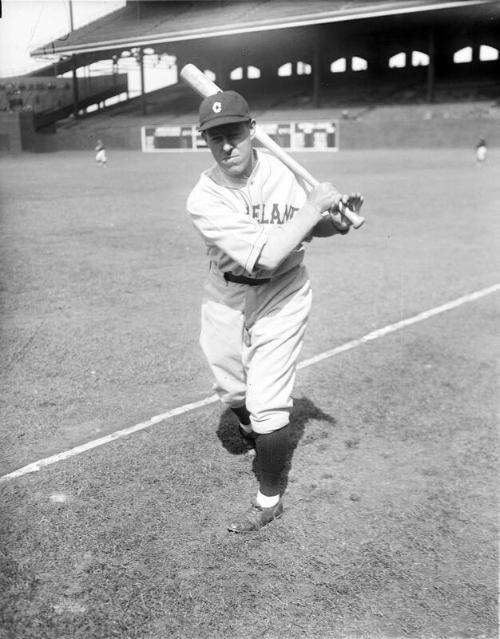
[0,74,128,130]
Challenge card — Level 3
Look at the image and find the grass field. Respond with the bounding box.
[0,147,498,639]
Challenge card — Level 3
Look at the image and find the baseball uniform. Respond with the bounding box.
[185,88,359,533]
[95,140,107,166]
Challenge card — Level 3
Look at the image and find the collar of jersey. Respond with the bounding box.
[206,149,260,190]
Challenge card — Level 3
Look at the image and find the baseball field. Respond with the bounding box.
[0,146,498,638]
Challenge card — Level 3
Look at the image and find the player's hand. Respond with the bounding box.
[329,192,364,234]
[307,182,342,216]
[343,193,364,214]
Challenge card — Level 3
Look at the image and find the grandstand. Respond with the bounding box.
[1,0,499,152]
[0,74,128,127]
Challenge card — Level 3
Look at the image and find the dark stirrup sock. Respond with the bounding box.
[255,424,290,497]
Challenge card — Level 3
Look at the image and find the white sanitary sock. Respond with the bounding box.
[256,490,280,509]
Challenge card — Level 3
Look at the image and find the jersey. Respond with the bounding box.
[187,149,309,279]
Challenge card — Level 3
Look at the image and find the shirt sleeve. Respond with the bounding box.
[187,180,267,274]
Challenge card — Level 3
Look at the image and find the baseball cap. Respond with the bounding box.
[198,90,251,131]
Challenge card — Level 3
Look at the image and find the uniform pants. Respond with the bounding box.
[200,265,312,434]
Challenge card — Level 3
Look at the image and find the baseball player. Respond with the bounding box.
[95,139,107,167]
[187,90,363,533]
[476,138,487,166]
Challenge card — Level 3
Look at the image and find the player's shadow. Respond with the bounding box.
[215,396,336,494]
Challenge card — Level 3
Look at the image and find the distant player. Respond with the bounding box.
[95,139,107,167]
[187,90,363,533]
[476,138,487,166]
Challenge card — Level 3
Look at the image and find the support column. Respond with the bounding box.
[68,0,79,118]
[313,40,321,108]
[138,47,146,115]
[71,55,79,118]
[426,27,435,103]
[215,59,225,89]
[472,41,479,62]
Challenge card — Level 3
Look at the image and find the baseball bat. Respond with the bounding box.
[180,63,365,229]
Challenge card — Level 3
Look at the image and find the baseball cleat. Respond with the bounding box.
[227,499,283,533]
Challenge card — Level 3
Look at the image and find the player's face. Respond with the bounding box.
[204,120,256,179]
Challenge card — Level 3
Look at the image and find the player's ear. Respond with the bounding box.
[249,119,256,139]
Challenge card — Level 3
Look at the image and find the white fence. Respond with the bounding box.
[141,120,339,152]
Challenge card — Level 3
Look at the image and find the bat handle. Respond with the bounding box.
[304,176,365,229]
[341,206,365,229]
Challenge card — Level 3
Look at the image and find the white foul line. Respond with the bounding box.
[298,283,500,370]
[1,283,499,484]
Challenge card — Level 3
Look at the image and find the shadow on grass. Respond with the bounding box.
[216,396,336,494]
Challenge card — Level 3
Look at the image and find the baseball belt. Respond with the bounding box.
[224,272,271,286]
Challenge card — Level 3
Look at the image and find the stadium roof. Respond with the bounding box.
[31,0,500,58]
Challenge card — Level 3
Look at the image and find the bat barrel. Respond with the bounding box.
[180,64,220,97]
